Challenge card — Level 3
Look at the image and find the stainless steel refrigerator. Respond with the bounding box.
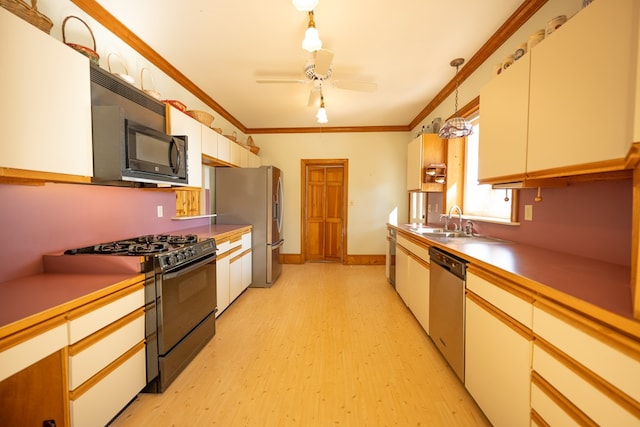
[215,166,284,287]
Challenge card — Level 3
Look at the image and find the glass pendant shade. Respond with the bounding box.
[292,0,319,12]
[438,116,472,139]
[302,27,322,52]
[316,106,328,123]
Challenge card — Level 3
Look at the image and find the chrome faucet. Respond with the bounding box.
[448,205,463,231]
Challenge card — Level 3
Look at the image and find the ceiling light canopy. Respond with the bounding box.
[302,11,322,52]
[316,93,328,123]
[438,58,473,139]
[292,0,318,12]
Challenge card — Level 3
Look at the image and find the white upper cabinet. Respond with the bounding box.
[479,54,530,182]
[527,0,637,173]
[201,126,219,160]
[479,0,639,183]
[166,106,202,188]
[1,8,92,180]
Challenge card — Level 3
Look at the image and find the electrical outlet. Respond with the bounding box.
[428,204,432,213]
[524,204,533,221]
[157,205,164,218]
[435,203,438,213]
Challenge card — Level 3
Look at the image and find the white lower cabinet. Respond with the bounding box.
[241,249,252,291]
[396,234,430,334]
[216,249,231,316]
[395,245,410,306]
[464,270,533,427]
[531,301,640,426]
[70,345,146,427]
[230,252,243,302]
[67,285,146,427]
[216,229,252,316]
[407,253,429,333]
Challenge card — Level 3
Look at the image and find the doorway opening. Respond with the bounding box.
[301,159,348,263]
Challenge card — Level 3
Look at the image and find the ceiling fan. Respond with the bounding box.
[256,49,377,107]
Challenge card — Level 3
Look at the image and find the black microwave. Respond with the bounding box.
[92,106,188,186]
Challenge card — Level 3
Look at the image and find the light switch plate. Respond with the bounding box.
[157,205,164,218]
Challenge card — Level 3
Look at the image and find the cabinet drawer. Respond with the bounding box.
[531,380,582,427]
[70,344,146,427]
[397,235,429,262]
[533,343,639,425]
[216,239,230,254]
[67,286,144,344]
[533,303,640,403]
[69,310,145,390]
[0,317,67,382]
[241,231,251,250]
[466,271,532,328]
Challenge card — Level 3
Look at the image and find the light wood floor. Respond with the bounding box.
[111,264,490,426]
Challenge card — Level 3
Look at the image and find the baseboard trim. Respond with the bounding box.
[280,254,385,265]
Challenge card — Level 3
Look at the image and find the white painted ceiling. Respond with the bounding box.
[95,0,523,130]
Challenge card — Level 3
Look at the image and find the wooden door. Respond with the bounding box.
[303,160,347,263]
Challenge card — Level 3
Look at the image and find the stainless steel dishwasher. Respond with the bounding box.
[429,246,467,382]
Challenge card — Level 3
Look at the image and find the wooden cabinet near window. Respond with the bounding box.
[407,134,446,192]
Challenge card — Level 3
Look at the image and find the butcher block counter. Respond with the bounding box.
[390,224,639,340]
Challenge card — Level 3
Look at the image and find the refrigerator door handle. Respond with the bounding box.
[269,239,284,249]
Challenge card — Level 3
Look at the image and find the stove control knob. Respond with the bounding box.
[176,251,185,262]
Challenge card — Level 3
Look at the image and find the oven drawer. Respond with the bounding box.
[67,285,144,344]
[68,309,145,390]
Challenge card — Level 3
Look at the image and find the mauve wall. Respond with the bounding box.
[430,179,633,266]
[0,182,209,282]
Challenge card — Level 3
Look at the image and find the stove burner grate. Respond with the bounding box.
[94,240,137,254]
[129,242,170,255]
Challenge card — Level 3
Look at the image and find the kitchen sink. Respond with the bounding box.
[410,227,471,238]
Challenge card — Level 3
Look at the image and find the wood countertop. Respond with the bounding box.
[390,224,639,339]
[0,224,251,341]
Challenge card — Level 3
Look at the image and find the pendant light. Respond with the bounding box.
[438,58,473,139]
[316,93,328,123]
[292,0,318,12]
[302,11,322,52]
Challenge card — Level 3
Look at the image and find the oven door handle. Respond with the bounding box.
[163,256,215,279]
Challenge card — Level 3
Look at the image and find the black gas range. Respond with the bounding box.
[64,234,216,271]
[64,233,218,392]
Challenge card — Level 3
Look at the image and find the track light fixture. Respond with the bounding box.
[302,11,322,52]
[316,93,328,123]
[292,0,319,12]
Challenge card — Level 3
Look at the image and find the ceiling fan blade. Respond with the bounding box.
[307,90,320,107]
[256,78,308,84]
[313,49,334,78]
[332,80,378,92]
